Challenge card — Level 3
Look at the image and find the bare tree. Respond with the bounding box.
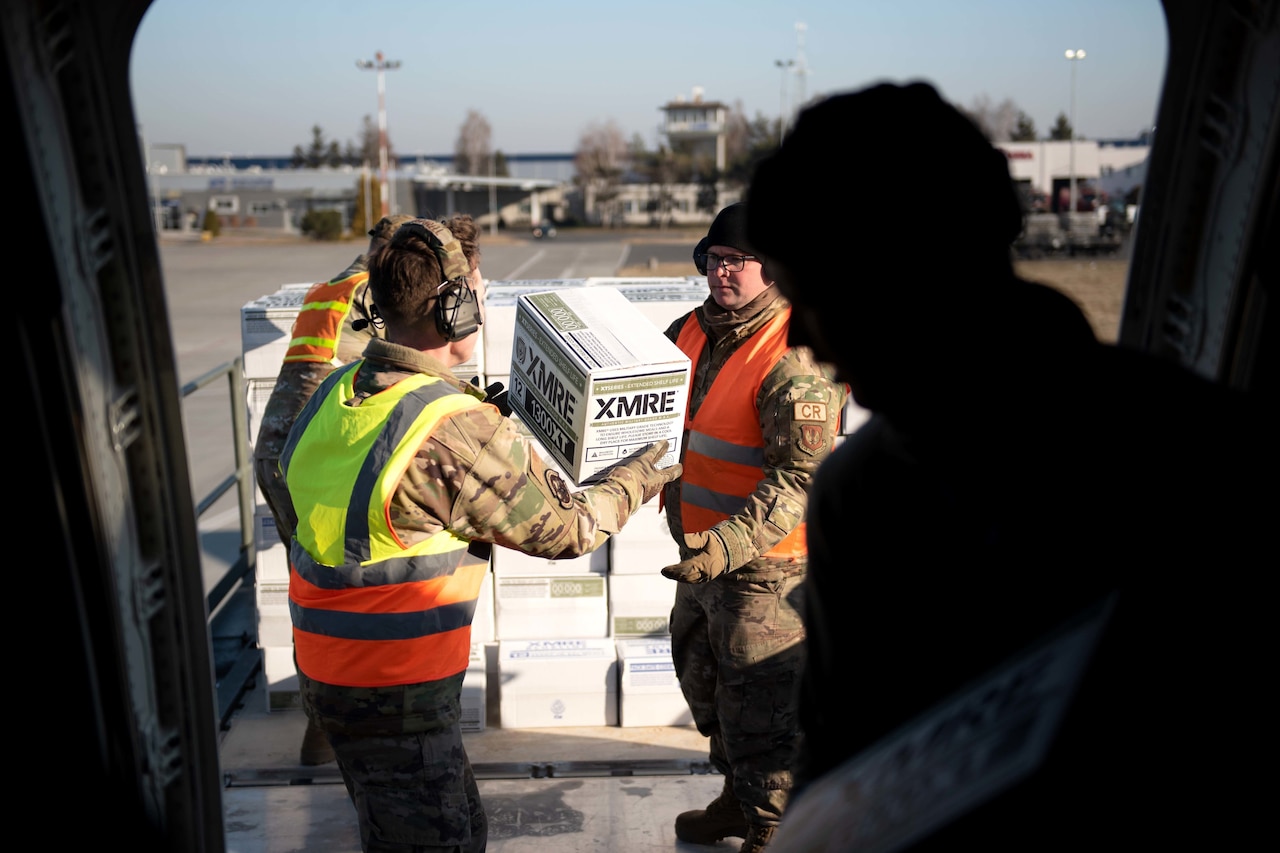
[963,95,1021,142]
[454,110,492,176]
[573,120,629,226]
[354,114,395,168]
[723,100,753,170]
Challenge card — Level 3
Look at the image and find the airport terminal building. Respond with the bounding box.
[144,89,1150,234]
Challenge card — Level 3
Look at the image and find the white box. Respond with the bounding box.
[609,503,679,574]
[587,277,708,331]
[245,376,277,446]
[840,396,871,436]
[616,638,693,727]
[255,580,293,647]
[262,645,300,711]
[254,507,290,583]
[492,572,609,640]
[608,573,675,637]
[461,643,487,733]
[508,287,690,485]
[490,544,608,577]
[256,611,293,649]
[470,567,496,644]
[498,638,618,728]
[241,286,308,379]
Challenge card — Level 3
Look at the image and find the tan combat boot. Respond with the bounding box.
[674,777,748,843]
[299,718,335,765]
[739,824,776,853]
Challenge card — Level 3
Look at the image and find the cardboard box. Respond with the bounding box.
[254,580,293,647]
[616,638,693,727]
[490,543,609,577]
[508,287,690,485]
[470,568,496,644]
[483,280,589,380]
[245,376,276,446]
[589,277,708,331]
[492,571,609,640]
[240,285,310,379]
[609,503,679,575]
[608,573,675,637]
[841,395,871,436]
[254,507,289,583]
[498,638,618,728]
[460,643,487,733]
[262,645,300,711]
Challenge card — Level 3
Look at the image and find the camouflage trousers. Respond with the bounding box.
[669,573,806,826]
[326,724,488,853]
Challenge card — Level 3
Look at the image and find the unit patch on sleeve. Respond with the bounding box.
[798,424,827,455]
[544,469,574,509]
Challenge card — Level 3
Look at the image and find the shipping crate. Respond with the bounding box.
[508,287,690,485]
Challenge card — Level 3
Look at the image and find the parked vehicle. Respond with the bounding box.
[1014,210,1128,257]
[532,219,558,239]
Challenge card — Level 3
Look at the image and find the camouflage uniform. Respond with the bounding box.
[253,254,380,544]
[298,336,662,852]
[663,287,844,829]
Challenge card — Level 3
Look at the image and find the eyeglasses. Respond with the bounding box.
[696,252,757,273]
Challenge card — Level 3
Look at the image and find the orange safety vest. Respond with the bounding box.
[675,309,807,559]
[281,362,487,687]
[282,267,367,365]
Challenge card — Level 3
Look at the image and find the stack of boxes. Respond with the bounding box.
[241,276,707,729]
[241,283,312,710]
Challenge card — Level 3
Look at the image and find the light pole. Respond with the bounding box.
[356,51,401,219]
[1065,48,1086,216]
[774,59,793,144]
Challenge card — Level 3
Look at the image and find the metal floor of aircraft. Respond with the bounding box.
[219,678,736,852]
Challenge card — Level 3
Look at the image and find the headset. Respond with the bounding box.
[379,218,483,342]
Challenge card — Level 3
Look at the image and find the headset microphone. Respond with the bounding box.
[350,303,384,333]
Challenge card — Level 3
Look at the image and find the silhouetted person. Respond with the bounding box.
[745,81,1271,851]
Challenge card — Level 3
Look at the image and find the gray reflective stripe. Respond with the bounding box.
[682,481,749,516]
[290,598,477,640]
[280,361,361,477]
[687,429,765,468]
[344,380,458,563]
[291,539,465,589]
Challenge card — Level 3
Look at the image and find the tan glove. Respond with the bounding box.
[661,529,730,583]
[612,439,682,504]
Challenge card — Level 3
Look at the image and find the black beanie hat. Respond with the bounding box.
[705,203,755,254]
[693,203,755,272]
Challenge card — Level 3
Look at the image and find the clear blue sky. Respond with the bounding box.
[130,0,1168,158]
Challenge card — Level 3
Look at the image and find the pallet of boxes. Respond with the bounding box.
[242,276,717,731]
[484,279,706,729]
[239,282,489,720]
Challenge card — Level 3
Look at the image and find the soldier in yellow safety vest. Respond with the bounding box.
[253,213,415,766]
[281,216,680,853]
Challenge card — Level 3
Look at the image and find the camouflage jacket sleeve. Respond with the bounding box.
[714,347,846,575]
[392,404,646,560]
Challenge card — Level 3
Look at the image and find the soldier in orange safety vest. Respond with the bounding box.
[659,203,847,853]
